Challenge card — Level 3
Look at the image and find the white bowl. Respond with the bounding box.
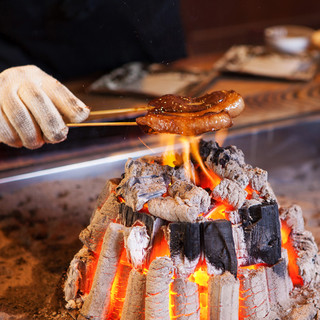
[264,25,314,54]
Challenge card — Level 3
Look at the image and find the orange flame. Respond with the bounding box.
[189,264,209,320]
[205,203,231,220]
[107,250,132,319]
[281,221,303,287]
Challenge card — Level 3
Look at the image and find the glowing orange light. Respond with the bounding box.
[107,250,132,319]
[245,184,260,200]
[147,231,170,267]
[189,264,209,320]
[281,221,303,287]
[161,135,178,167]
[190,137,221,190]
[205,203,231,220]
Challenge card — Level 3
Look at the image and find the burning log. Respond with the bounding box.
[168,222,201,277]
[238,266,270,319]
[124,225,150,269]
[211,178,247,209]
[240,202,281,266]
[208,271,239,320]
[145,256,174,320]
[120,269,146,320]
[79,223,125,320]
[64,247,96,309]
[202,220,237,277]
[119,203,164,238]
[170,278,200,320]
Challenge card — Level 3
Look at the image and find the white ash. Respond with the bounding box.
[208,272,239,320]
[120,269,146,320]
[168,177,211,213]
[170,254,199,278]
[238,266,270,320]
[79,222,125,320]
[117,175,167,211]
[232,224,248,266]
[173,161,194,182]
[64,247,95,308]
[280,204,305,233]
[148,196,200,222]
[170,278,200,320]
[259,182,278,203]
[247,166,268,192]
[206,262,224,276]
[92,179,120,217]
[81,213,112,246]
[265,257,292,310]
[124,225,150,269]
[212,178,247,209]
[293,230,320,286]
[145,256,174,320]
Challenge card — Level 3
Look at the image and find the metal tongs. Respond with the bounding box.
[67,106,149,127]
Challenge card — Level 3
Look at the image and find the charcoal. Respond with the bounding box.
[168,178,210,213]
[238,266,270,319]
[198,139,219,161]
[208,271,239,320]
[202,220,237,277]
[168,222,201,276]
[212,178,247,209]
[247,167,268,192]
[239,202,281,266]
[124,157,174,180]
[148,196,200,222]
[259,182,277,203]
[279,204,305,232]
[117,175,167,211]
[124,225,150,269]
[93,178,121,213]
[119,203,163,238]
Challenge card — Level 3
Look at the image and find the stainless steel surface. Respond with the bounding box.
[1,116,319,196]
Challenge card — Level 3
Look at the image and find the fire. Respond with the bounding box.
[205,202,232,220]
[281,221,303,287]
[107,250,132,319]
[147,230,170,267]
[189,264,209,320]
[162,135,178,167]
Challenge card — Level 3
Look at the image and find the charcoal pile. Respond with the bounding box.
[64,139,320,320]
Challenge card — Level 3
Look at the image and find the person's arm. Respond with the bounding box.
[0,65,90,149]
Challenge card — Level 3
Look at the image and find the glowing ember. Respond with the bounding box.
[189,265,209,320]
[281,221,304,287]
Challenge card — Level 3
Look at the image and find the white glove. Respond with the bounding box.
[0,65,90,149]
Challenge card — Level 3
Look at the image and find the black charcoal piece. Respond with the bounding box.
[198,139,219,161]
[240,202,281,266]
[169,222,201,262]
[202,220,238,277]
[119,203,158,236]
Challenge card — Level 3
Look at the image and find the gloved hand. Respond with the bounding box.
[0,65,90,149]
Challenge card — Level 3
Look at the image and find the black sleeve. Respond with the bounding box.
[0,0,186,80]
